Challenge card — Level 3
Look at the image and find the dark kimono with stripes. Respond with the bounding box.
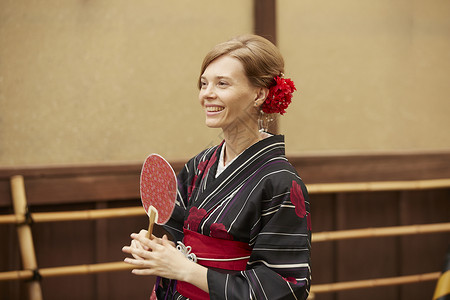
[164,135,311,300]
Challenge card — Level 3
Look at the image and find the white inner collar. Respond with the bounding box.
[215,143,239,178]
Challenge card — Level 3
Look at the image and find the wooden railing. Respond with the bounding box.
[1,176,449,299]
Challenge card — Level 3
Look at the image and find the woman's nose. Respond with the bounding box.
[201,84,216,99]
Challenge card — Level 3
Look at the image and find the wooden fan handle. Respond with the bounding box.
[146,208,157,239]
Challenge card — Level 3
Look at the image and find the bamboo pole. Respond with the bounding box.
[11,175,43,300]
[0,262,134,281]
[1,210,449,244]
[0,262,439,295]
[0,214,24,224]
[30,206,144,222]
[0,269,34,281]
[311,271,440,293]
[0,206,144,224]
[40,262,133,277]
[1,178,449,225]
[312,222,450,243]
[307,178,450,194]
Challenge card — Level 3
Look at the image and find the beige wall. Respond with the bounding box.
[279,0,450,156]
[1,0,450,167]
[0,0,252,166]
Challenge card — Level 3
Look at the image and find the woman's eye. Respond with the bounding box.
[218,81,228,87]
[200,81,207,88]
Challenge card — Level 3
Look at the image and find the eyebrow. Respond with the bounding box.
[200,75,233,81]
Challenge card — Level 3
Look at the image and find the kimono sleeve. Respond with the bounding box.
[207,177,311,300]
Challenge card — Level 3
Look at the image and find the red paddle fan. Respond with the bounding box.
[140,154,177,238]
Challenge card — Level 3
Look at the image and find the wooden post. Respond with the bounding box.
[254,0,277,44]
[254,0,279,134]
[11,175,43,300]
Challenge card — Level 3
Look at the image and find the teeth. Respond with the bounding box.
[206,106,224,112]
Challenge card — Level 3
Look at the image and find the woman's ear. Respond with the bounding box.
[254,87,269,108]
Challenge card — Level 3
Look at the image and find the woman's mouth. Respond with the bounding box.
[206,106,224,113]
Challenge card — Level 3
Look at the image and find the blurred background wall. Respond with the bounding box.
[279,0,450,155]
[0,0,252,166]
[1,0,449,167]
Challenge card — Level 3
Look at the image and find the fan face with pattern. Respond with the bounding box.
[140,154,177,237]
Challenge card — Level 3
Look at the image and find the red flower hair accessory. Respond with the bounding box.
[261,75,296,115]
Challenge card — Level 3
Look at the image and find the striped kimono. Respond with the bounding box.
[163,135,311,300]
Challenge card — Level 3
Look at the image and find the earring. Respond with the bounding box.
[258,110,273,133]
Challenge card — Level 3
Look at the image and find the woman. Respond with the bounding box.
[123,34,311,300]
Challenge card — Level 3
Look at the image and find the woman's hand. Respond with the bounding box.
[122,232,192,280]
[122,231,209,292]
[124,229,176,258]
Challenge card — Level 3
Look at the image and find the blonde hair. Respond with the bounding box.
[198,34,284,89]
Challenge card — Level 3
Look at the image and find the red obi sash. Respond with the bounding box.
[176,228,252,300]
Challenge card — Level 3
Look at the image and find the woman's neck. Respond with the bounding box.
[222,123,262,165]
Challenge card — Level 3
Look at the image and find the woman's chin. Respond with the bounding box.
[205,119,222,129]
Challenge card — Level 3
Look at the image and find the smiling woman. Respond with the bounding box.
[123,34,311,300]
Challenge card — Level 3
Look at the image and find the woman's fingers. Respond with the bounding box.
[130,240,144,259]
[123,235,147,259]
[131,239,141,248]
[122,231,163,261]
[124,257,150,266]
[124,257,157,275]
[123,245,153,260]
[131,233,162,251]
[131,268,154,275]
